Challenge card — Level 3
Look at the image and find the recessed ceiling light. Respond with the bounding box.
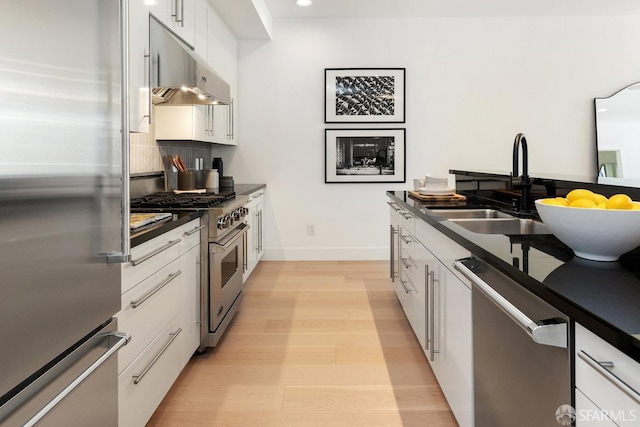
[295,0,312,6]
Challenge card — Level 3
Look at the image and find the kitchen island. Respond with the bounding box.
[387,189,640,363]
[389,170,640,426]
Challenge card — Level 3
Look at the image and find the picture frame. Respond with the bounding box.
[325,68,405,123]
[325,128,406,183]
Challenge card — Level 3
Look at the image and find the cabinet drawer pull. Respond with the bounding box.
[185,224,205,236]
[578,350,640,403]
[402,213,413,220]
[130,270,181,308]
[130,239,181,266]
[400,257,410,269]
[386,201,403,212]
[132,328,182,385]
[400,234,412,244]
[399,279,411,294]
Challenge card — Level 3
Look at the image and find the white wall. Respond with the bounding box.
[230,15,640,260]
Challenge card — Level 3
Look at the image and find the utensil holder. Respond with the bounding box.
[177,171,195,190]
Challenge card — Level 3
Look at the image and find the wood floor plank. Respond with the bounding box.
[147,261,457,427]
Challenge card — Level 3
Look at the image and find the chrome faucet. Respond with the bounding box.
[512,133,531,212]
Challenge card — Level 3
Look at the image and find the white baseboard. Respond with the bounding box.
[262,247,389,261]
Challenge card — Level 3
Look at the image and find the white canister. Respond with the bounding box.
[205,169,219,189]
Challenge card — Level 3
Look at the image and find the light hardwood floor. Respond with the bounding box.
[147,261,458,426]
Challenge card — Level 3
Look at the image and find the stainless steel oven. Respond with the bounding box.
[208,222,248,346]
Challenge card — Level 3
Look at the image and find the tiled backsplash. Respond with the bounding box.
[130,132,215,173]
[130,132,164,174]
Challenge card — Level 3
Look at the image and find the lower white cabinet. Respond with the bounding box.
[118,218,201,426]
[243,189,264,281]
[389,202,473,427]
[118,316,183,427]
[575,323,640,426]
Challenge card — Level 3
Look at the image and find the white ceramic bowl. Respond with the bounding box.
[535,199,640,261]
[424,175,448,190]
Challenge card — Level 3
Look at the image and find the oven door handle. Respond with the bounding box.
[210,223,249,252]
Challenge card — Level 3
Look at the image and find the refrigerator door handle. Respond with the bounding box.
[23,331,131,427]
[108,0,131,264]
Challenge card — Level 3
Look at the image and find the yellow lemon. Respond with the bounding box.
[593,193,608,205]
[633,202,640,210]
[569,199,597,208]
[541,198,569,206]
[566,189,597,203]
[606,194,633,210]
[596,203,607,209]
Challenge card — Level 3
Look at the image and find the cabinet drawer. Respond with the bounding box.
[415,220,470,281]
[122,232,181,293]
[118,315,182,427]
[576,388,618,426]
[177,218,202,252]
[575,323,640,426]
[118,258,182,373]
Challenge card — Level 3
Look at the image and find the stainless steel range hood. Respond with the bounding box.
[150,17,230,105]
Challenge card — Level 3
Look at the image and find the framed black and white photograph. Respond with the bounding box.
[325,128,406,183]
[325,68,405,123]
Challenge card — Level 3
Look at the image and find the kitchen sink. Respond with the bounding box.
[449,217,550,235]
[432,209,514,220]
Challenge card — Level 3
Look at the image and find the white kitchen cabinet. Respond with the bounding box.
[128,0,152,133]
[150,0,195,48]
[119,218,201,426]
[178,220,203,367]
[388,201,473,427]
[576,389,618,427]
[243,189,264,282]
[389,203,402,282]
[118,315,182,427]
[414,219,473,427]
[154,104,217,143]
[208,7,238,145]
[575,323,640,426]
[193,0,208,61]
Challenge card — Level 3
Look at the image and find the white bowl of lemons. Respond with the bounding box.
[535,189,640,262]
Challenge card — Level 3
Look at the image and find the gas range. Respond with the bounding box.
[131,191,248,241]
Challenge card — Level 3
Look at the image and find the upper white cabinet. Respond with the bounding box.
[208,6,238,145]
[154,104,216,143]
[152,0,238,145]
[128,0,151,133]
[194,0,209,61]
[150,0,195,48]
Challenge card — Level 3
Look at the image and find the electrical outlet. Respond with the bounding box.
[307,224,315,235]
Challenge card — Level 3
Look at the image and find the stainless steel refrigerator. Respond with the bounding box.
[0,1,131,425]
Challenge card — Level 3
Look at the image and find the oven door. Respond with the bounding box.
[209,223,248,342]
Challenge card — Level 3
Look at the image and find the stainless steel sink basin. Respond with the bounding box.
[433,209,515,220]
[449,218,550,235]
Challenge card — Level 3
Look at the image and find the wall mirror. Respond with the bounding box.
[595,82,640,187]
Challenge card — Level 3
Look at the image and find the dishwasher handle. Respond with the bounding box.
[454,258,567,348]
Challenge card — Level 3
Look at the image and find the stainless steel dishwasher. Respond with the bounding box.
[454,257,571,427]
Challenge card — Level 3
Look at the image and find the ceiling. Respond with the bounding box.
[264,0,640,18]
[209,0,640,40]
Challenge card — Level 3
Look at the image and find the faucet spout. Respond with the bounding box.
[512,133,528,179]
[512,133,531,212]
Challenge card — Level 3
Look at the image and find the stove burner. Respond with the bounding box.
[131,192,236,209]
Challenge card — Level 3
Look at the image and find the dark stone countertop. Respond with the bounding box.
[129,184,265,248]
[387,190,640,364]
